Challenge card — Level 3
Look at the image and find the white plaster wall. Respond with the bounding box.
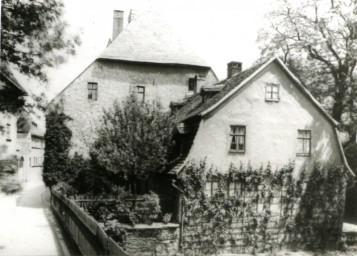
[0,112,18,159]
[51,60,217,156]
[187,62,342,175]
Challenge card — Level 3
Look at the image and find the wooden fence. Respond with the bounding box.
[51,190,127,256]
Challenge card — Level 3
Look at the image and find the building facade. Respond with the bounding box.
[49,10,218,156]
[173,57,352,176]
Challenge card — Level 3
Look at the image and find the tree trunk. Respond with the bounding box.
[332,79,347,122]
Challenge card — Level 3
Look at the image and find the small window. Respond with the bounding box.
[88,82,98,101]
[230,125,245,153]
[6,124,11,141]
[228,181,241,197]
[297,130,311,156]
[136,86,145,102]
[265,83,279,101]
[188,76,197,93]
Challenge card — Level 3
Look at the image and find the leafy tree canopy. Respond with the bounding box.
[91,96,175,193]
[1,0,81,81]
[258,0,357,140]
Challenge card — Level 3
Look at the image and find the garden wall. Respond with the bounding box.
[51,190,180,255]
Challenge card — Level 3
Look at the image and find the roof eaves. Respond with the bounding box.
[1,73,28,95]
[200,57,277,117]
[334,127,355,178]
[274,57,339,127]
[97,57,211,68]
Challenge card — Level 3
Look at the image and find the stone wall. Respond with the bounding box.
[49,60,218,157]
[124,223,179,255]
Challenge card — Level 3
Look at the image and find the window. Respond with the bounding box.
[6,124,11,141]
[227,181,241,197]
[297,130,311,156]
[265,83,279,101]
[204,181,219,197]
[188,76,197,93]
[136,86,145,102]
[88,82,98,100]
[230,125,245,152]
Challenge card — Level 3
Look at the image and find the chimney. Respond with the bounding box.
[227,61,242,79]
[112,10,124,41]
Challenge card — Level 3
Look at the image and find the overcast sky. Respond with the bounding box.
[20,0,274,100]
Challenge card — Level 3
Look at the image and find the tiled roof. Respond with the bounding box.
[99,10,209,67]
[175,61,267,122]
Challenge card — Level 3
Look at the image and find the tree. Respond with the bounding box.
[1,0,80,81]
[91,96,175,194]
[258,0,357,140]
[43,109,73,188]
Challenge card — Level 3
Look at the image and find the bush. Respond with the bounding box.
[0,176,22,194]
[86,191,162,225]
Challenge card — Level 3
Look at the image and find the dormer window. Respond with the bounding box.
[265,83,279,101]
[88,82,98,101]
[188,76,197,93]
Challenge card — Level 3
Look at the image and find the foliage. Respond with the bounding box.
[180,160,346,254]
[85,191,162,226]
[91,96,175,193]
[0,174,22,195]
[1,0,80,81]
[43,109,72,188]
[258,0,357,140]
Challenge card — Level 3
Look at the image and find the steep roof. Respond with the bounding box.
[99,10,209,67]
[175,61,266,123]
[175,57,338,127]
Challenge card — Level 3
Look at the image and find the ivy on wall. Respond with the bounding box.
[179,161,347,254]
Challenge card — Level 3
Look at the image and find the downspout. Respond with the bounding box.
[171,179,184,251]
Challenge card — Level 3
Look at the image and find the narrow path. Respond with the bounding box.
[0,181,72,256]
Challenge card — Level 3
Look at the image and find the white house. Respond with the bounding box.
[49,9,218,157]
[173,57,353,177]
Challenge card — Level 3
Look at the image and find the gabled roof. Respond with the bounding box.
[99,10,209,67]
[176,57,338,127]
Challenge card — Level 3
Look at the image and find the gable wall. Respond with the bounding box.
[186,62,342,175]
[51,60,217,156]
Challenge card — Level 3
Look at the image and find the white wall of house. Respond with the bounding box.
[0,112,18,159]
[186,62,342,176]
[51,60,217,156]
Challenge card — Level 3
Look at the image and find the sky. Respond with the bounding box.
[18,0,274,100]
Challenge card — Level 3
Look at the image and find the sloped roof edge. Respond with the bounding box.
[1,73,28,96]
[200,57,339,127]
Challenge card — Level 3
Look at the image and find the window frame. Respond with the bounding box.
[297,129,311,157]
[229,125,246,153]
[87,82,98,101]
[136,85,145,102]
[265,83,280,102]
[188,76,197,93]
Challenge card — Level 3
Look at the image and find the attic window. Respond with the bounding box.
[265,83,279,102]
[188,76,197,93]
[88,82,98,101]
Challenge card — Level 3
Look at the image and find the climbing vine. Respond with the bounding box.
[180,161,347,254]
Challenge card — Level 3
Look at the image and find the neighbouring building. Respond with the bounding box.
[17,110,45,182]
[172,57,353,177]
[48,9,218,157]
[0,64,27,173]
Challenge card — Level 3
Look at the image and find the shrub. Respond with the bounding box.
[0,176,22,194]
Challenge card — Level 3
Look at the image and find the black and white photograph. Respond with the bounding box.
[1,0,357,255]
